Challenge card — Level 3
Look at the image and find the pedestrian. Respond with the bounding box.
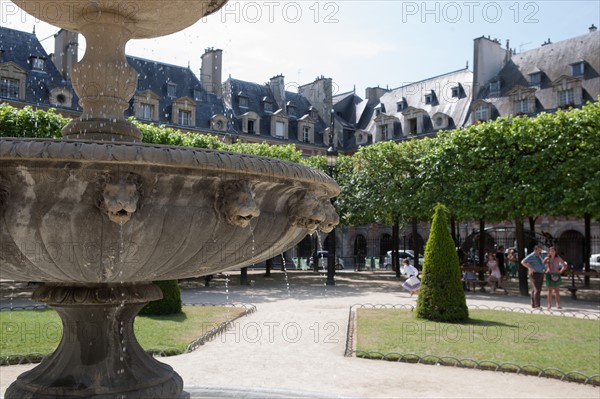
[400,259,420,296]
[485,253,502,293]
[543,246,568,310]
[506,248,518,278]
[521,245,546,309]
[496,245,508,294]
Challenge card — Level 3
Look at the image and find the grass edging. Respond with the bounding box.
[0,303,256,365]
[347,304,600,386]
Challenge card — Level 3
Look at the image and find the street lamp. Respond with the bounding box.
[326,110,338,286]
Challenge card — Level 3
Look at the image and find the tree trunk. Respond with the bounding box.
[528,216,536,245]
[478,219,485,279]
[240,267,249,285]
[584,214,591,287]
[478,218,485,265]
[412,217,419,268]
[393,218,400,277]
[265,257,272,278]
[516,218,529,296]
[450,217,457,245]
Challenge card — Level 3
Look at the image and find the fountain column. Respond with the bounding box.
[6,284,183,398]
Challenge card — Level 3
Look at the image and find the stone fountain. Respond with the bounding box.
[0,1,339,398]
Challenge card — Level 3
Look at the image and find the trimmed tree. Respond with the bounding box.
[416,204,468,322]
[139,280,182,316]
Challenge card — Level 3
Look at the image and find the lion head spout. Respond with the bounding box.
[216,180,261,228]
[288,190,327,234]
[317,199,339,233]
[96,172,142,225]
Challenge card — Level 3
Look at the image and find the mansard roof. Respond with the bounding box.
[225,77,327,144]
[365,68,473,135]
[0,26,77,109]
[126,56,226,130]
[477,30,599,115]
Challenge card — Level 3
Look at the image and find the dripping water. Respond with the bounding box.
[281,253,290,297]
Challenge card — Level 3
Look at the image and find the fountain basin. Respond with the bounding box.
[10,0,228,39]
[0,138,339,283]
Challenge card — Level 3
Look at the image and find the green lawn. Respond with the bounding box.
[355,309,600,380]
[0,306,244,361]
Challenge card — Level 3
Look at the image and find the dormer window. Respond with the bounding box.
[451,86,461,98]
[286,101,295,116]
[193,89,204,102]
[424,91,437,105]
[262,97,273,112]
[529,72,541,87]
[475,104,489,121]
[558,88,574,106]
[238,92,249,107]
[375,103,385,116]
[489,80,501,97]
[570,61,584,76]
[31,57,45,71]
[396,99,407,112]
[309,106,318,119]
[303,126,311,143]
[167,83,177,98]
[514,99,528,114]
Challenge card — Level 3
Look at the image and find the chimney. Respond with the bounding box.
[53,29,78,80]
[590,24,597,32]
[364,86,388,105]
[200,48,223,97]
[269,74,286,111]
[297,76,333,122]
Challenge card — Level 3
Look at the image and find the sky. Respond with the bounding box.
[1,0,599,98]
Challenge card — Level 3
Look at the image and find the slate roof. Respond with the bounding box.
[0,26,78,110]
[126,56,226,131]
[224,77,327,145]
[362,68,473,140]
[477,30,600,115]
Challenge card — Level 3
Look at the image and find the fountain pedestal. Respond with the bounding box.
[6,284,183,399]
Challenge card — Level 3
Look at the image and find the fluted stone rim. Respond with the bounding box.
[0,138,340,197]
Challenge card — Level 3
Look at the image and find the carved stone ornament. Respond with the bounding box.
[216,180,261,228]
[317,199,340,233]
[0,176,8,215]
[289,190,327,234]
[96,172,143,225]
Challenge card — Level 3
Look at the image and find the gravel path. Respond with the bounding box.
[1,271,599,398]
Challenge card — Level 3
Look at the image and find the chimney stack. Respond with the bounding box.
[269,74,286,111]
[200,48,223,97]
[53,29,78,80]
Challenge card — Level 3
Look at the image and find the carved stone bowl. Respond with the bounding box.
[0,138,340,284]
[10,0,228,39]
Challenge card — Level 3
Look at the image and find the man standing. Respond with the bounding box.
[521,245,545,309]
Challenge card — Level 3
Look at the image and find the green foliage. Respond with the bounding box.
[416,204,468,322]
[139,280,182,316]
[0,104,68,138]
[227,141,301,162]
[133,119,226,150]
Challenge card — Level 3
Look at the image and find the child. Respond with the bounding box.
[401,259,420,296]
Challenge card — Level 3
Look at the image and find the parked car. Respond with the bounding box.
[383,250,423,269]
[589,254,600,271]
[310,251,344,270]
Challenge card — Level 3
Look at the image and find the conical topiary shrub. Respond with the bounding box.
[416,204,468,322]
[139,280,182,316]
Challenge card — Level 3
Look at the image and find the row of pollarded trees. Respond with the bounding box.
[303,101,600,295]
